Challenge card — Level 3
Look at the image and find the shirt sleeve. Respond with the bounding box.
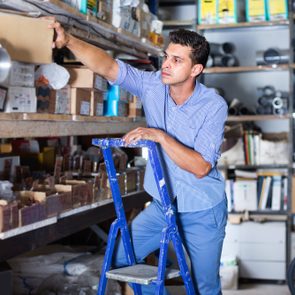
[194,102,228,168]
[108,59,145,98]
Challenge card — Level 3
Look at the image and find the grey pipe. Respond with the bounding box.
[256,48,289,65]
[210,42,235,56]
[213,54,239,67]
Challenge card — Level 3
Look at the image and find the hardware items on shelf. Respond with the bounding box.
[256,85,289,115]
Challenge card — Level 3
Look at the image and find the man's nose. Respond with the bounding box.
[162,58,170,68]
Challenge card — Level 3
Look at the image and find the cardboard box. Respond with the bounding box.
[67,181,94,206]
[198,0,218,24]
[97,0,113,23]
[266,0,288,21]
[70,88,91,116]
[0,201,19,232]
[36,84,56,113]
[67,67,108,91]
[0,13,53,64]
[17,191,47,225]
[128,95,142,118]
[54,184,73,212]
[55,86,71,114]
[5,87,37,113]
[91,90,104,116]
[218,0,238,24]
[246,0,267,22]
[125,168,138,193]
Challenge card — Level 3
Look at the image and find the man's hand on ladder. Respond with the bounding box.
[123,127,165,144]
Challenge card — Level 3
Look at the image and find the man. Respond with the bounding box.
[50,22,228,294]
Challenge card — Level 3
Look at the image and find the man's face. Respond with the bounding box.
[161,43,196,85]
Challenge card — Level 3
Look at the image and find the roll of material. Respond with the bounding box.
[256,48,289,65]
[213,54,239,67]
[210,42,235,56]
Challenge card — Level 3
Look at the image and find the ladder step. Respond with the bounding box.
[106,264,181,285]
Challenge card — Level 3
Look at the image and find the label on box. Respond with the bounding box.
[6,87,37,113]
[94,75,108,91]
[55,86,70,114]
[96,102,104,116]
[80,100,90,115]
[198,0,217,24]
[9,62,35,87]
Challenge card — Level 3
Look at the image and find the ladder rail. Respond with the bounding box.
[92,138,196,295]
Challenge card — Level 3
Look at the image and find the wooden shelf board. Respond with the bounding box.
[0,217,57,240]
[197,20,289,30]
[204,64,289,74]
[0,191,152,261]
[218,164,289,170]
[0,113,146,138]
[228,212,288,222]
[227,114,290,122]
[0,192,146,240]
[163,19,195,27]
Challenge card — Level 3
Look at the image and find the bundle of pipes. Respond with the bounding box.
[256,86,288,115]
[256,48,289,66]
[228,98,254,116]
[207,42,239,67]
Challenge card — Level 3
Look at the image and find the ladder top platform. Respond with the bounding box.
[106,264,181,285]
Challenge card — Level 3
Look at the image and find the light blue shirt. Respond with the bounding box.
[111,60,228,212]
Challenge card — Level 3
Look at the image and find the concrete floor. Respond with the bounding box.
[167,283,291,294]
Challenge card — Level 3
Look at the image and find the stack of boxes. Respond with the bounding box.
[66,66,107,116]
[198,0,288,24]
[60,0,163,42]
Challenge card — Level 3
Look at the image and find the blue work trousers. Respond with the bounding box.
[113,197,228,295]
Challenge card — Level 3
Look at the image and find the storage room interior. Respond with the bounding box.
[0,0,294,294]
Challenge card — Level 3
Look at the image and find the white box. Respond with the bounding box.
[5,87,37,113]
[8,62,35,87]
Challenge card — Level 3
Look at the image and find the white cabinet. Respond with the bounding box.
[222,221,286,280]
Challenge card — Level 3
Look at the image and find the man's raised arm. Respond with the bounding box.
[49,21,119,82]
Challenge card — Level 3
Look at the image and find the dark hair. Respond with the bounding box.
[169,29,210,68]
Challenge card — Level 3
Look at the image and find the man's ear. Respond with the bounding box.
[191,64,203,77]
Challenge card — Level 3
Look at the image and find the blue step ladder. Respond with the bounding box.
[92,138,196,295]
